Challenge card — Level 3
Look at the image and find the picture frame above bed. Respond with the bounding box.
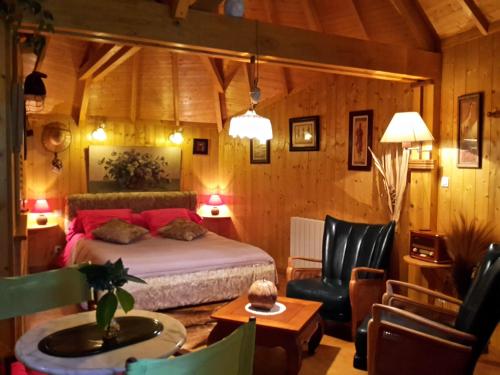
[88,146,182,193]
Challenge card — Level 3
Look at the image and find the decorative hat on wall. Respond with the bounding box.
[41,122,72,173]
[24,71,47,113]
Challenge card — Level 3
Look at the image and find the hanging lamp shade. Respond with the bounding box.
[24,71,47,113]
[229,109,273,144]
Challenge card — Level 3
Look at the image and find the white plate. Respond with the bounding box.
[244,302,287,316]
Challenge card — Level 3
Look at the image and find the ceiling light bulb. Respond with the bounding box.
[169,131,184,145]
[229,109,273,143]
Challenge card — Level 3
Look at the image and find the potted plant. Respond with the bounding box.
[446,214,493,299]
[79,259,146,339]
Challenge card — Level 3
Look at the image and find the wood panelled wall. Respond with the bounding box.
[437,32,500,239]
[24,38,220,216]
[219,75,415,275]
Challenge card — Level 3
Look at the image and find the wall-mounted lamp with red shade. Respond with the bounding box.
[207,194,223,216]
[32,199,51,225]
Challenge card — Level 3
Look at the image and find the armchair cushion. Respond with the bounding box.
[286,278,351,322]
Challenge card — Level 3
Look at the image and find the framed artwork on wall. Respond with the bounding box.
[457,92,483,169]
[88,146,181,193]
[348,110,373,171]
[193,138,209,155]
[289,116,320,151]
[250,139,270,164]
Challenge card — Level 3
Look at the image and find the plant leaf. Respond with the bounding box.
[116,287,134,313]
[125,274,147,284]
[96,292,118,329]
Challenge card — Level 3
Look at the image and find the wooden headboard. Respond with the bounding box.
[65,191,197,221]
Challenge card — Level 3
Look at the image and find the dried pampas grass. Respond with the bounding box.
[446,213,494,299]
[369,147,409,223]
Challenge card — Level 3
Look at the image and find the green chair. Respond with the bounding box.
[0,266,91,319]
[126,318,256,375]
[1,266,91,375]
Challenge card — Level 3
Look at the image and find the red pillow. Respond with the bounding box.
[77,209,133,239]
[142,208,197,235]
[131,213,148,228]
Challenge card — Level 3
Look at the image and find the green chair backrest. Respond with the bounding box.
[0,266,91,320]
[127,319,256,375]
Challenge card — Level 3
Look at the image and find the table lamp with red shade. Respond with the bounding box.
[207,194,223,216]
[32,199,51,225]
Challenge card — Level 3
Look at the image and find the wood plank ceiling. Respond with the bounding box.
[27,0,500,128]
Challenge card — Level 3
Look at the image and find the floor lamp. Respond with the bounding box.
[370,112,434,223]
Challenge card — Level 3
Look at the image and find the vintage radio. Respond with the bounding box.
[410,231,451,264]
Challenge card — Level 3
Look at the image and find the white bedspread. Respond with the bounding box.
[72,232,274,279]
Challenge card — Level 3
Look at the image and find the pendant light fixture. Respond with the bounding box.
[24,71,47,113]
[228,23,272,144]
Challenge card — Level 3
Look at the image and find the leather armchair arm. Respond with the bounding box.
[384,280,462,308]
[368,304,475,375]
[384,294,458,326]
[349,267,385,339]
[286,256,321,283]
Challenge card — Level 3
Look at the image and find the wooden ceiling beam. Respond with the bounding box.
[352,0,370,39]
[200,57,224,93]
[78,44,122,80]
[389,0,440,51]
[170,0,197,19]
[457,0,489,35]
[92,46,141,82]
[223,61,241,89]
[22,0,441,81]
[301,0,324,33]
[191,0,224,12]
[262,0,294,94]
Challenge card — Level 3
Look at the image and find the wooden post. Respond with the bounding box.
[0,20,17,358]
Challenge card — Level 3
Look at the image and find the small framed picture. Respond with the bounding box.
[193,138,209,155]
[457,92,483,169]
[250,139,270,164]
[289,116,320,152]
[348,110,373,171]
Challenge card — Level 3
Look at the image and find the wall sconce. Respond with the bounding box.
[169,129,184,145]
[24,71,47,113]
[91,123,107,142]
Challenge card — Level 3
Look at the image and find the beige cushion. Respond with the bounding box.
[92,219,149,244]
[157,219,207,241]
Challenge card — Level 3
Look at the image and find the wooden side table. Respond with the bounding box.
[27,223,64,273]
[208,295,323,375]
[404,255,454,305]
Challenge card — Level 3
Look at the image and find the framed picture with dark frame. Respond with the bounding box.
[193,138,209,155]
[457,92,483,169]
[289,116,320,151]
[250,139,270,164]
[348,110,373,171]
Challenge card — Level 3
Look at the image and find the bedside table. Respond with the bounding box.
[27,223,64,273]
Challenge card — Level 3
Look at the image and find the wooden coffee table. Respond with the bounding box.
[208,295,323,375]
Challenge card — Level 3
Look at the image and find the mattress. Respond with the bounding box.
[70,232,276,310]
[72,232,274,279]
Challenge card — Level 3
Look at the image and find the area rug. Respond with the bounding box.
[162,301,226,351]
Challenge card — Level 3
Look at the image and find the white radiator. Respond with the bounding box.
[290,217,324,268]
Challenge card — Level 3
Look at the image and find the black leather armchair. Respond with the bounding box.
[356,243,500,375]
[286,215,395,338]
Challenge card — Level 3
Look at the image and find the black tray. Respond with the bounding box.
[38,316,164,357]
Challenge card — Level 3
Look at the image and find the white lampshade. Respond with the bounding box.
[381,112,434,143]
[228,109,273,144]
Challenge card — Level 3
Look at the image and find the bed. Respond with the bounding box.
[64,191,276,311]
